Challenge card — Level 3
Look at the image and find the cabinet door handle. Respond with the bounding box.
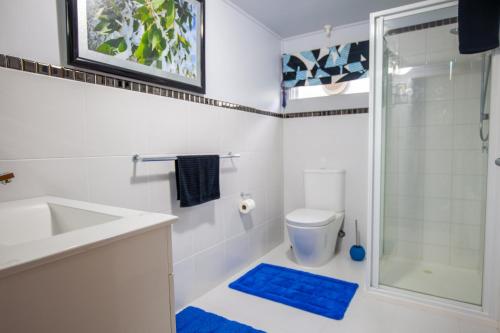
[496,158,500,166]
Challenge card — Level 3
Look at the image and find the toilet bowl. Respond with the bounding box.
[286,170,345,267]
[287,209,344,266]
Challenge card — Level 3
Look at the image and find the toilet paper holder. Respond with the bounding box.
[239,194,256,214]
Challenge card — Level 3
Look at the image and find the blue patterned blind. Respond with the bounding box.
[282,40,369,88]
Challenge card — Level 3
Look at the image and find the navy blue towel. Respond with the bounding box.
[458,0,499,54]
[175,155,220,207]
[176,306,265,333]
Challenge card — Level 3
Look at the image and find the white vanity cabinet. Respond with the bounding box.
[0,196,177,333]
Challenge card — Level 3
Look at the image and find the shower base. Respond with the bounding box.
[379,256,482,305]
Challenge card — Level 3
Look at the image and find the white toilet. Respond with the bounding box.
[286,169,345,267]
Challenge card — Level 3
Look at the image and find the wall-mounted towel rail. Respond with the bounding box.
[133,152,240,162]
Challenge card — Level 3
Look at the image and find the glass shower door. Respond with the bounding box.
[377,3,490,305]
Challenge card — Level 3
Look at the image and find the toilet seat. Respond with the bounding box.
[286,208,337,227]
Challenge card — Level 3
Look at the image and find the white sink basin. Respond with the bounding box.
[0,201,120,246]
[0,196,177,277]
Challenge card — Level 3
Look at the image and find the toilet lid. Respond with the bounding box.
[286,209,337,227]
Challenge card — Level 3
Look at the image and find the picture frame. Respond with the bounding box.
[66,0,205,94]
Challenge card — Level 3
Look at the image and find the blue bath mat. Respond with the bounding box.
[176,306,265,333]
[229,263,358,320]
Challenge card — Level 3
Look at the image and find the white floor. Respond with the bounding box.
[187,244,498,333]
[380,256,483,305]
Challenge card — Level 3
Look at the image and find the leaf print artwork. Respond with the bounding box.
[86,0,198,79]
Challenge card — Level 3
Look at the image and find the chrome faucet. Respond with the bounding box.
[0,172,15,184]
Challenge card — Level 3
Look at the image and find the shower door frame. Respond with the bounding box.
[367,0,500,321]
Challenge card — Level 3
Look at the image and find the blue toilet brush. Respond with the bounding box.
[350,219,365,261]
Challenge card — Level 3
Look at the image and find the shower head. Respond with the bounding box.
[449,27,458,35]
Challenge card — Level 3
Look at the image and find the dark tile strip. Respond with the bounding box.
[22,59,37,73]
[0,53,284,118]
[37,63,50,75]
[0,54,368,120]
[284,108,369,118]
[50,65,64,78]
[386,17,457,36]
[6,56,22,70]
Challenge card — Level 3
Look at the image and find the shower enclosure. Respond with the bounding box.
[369,0,496,310]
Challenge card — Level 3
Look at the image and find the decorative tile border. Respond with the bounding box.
[284,108,368,118]
[0,54,369,120]
[0,54,282,118]
[386,17,457,36]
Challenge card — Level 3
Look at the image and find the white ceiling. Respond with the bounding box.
[228,0,422,38]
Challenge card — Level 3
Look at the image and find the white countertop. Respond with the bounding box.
[0,196,177,278]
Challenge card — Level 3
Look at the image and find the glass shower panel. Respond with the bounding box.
[379,5,489,305]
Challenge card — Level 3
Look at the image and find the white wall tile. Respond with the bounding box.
[425,75,453,101]
[193,243,227,296]
[171,209,194,264]
[400,53,427,68]
[86,156,150,211]
[399,30,426,57]
[452,175,485,200]
[187,103,222,154]
[426,25,457,53]
[219,155,246,197]
[425,125,453,150]
[396,174,424,197]
[0,158,88,202]
[398,126,426,151]
[451,224,482,250]
[454,73,481,100]
[453,99,479,125]
[397,241,421,259]
[84,86,149,157]
[397,223,421,243]
[422,222,450,247]
[146,98,189,155]
[245,186,266,226]
[190,201,224,253]
[422,244,450,264]
[451,199,482,225]
[222,195,254,239]
[453,125,482,150]
[398,149,424,174]
[224,233,251,277]
[451,248,482,270]
[249,223,268,261]
[424,198,451,222]
[173,257,196,311]
[423,174,451,198]
[219,109,249,153]
[266,218,284,251]
[423,150,452,174]
[453,150,487,175]
[425,101,453,125]
[146,162,176,214]
[0,70,86,159]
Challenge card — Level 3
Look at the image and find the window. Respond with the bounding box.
[288,77,369,100]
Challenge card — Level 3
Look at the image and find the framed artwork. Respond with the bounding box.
[66,0,205,93]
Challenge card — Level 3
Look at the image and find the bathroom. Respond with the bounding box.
[0,0,499,332]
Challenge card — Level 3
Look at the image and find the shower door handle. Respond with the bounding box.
[496,158,500,166]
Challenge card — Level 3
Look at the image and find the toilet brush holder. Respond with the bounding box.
[350,219,365,261]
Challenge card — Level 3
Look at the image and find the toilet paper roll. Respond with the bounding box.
[239,199,256,214]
